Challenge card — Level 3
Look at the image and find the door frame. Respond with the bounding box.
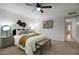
[64,17,76,42]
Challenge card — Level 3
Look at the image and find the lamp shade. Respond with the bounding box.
[31,26,35,30]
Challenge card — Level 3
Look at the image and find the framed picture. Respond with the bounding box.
[43,20,53,29]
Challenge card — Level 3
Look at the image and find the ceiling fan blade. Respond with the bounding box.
[42,6,52,8]
[40,9,44,13]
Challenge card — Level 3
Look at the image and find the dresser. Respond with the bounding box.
[0,36,14,48]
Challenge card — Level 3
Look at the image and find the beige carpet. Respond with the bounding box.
[0,40,79,55]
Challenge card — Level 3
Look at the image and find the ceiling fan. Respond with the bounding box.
[25,3,52,13]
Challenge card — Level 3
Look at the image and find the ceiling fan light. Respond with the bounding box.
[37,8,41,11]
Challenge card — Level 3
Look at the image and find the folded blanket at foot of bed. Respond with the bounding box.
[19,33,40,47]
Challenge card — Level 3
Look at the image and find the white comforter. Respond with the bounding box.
[14,33,46,55]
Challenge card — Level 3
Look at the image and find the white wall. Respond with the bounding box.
[72,18,77,41]
[76,16,79,43]
[35,16,65,41]
[0,8,36,28]
[0,26,1,47]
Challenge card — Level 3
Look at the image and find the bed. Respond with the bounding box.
[13,29,46,55]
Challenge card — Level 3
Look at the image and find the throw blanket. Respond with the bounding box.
[19,33,40,47]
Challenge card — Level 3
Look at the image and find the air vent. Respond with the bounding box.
[68,11,76,15]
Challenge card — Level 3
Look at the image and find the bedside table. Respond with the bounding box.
[0,36,14,48]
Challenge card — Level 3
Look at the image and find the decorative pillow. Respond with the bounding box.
[20,29,26,35]
[16,29,21,35]
[25,29,29,34]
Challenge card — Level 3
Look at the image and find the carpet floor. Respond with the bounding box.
[0,40,79,55]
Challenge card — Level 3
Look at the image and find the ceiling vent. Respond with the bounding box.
[68,11,76,15]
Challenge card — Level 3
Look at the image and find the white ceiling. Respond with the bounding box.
[0,3,79,20]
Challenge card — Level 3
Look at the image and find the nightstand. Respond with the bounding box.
[0,36,14,48]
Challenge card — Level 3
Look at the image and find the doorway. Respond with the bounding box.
[65,19,76,42]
